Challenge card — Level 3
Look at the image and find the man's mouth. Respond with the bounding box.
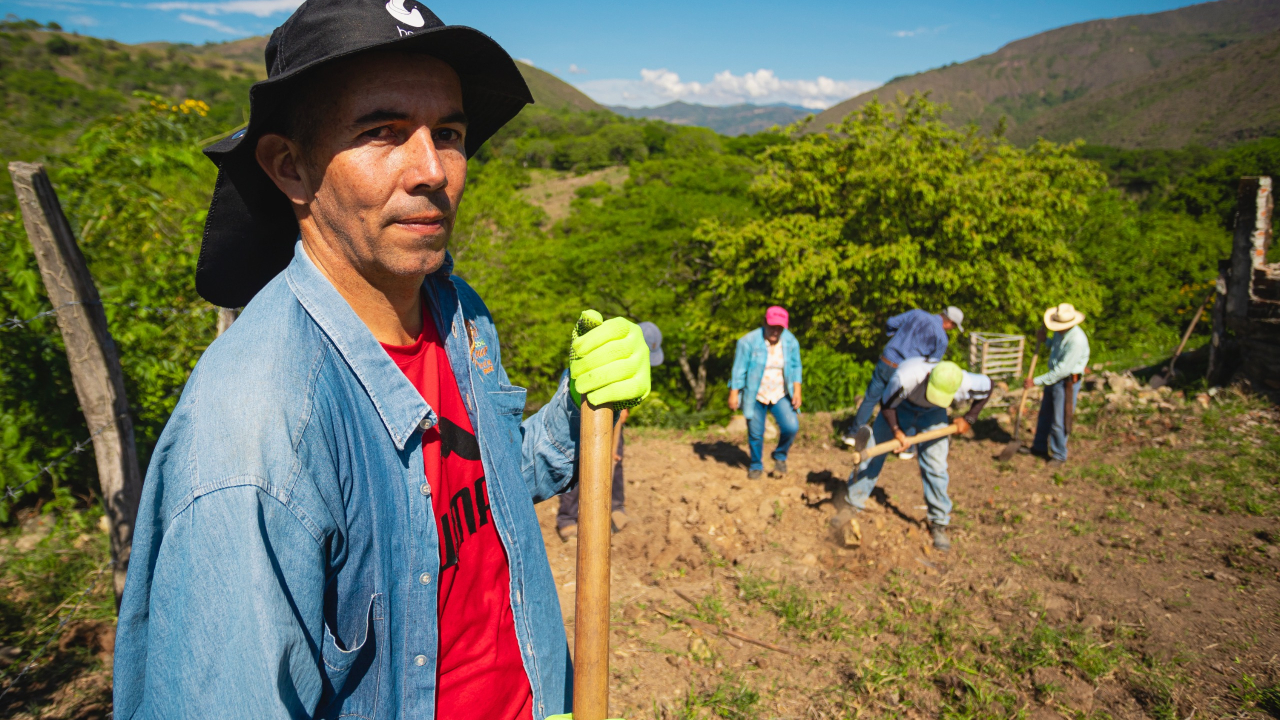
[393,214,448,233]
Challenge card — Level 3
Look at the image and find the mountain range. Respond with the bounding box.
[809,0,1280,148]
[608,101,810,136]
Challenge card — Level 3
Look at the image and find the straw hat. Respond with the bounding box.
[1043,303,1085,332]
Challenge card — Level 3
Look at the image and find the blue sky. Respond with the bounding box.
[1,0,1208,107]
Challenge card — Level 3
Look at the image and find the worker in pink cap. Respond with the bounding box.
[728,306,803,479]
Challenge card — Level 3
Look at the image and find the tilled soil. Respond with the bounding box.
[540,404,1280,719]
[6,395,1278,720]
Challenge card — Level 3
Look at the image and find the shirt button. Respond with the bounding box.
[419,572,432,585]
[414,655,427,667]
[420,483,430,496]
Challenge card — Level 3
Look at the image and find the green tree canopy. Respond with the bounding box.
[698,95,1107,359]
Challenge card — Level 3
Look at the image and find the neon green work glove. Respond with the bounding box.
[569,310,650,409]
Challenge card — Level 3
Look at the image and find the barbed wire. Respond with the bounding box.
[1,300,218,332]
[0,561,112,704]
[0,424,111,505]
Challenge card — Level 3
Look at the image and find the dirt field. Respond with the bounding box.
[3,387,1278,719]
[540,389,1280,720]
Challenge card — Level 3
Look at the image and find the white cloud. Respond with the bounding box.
[151,0,300,17]
[515,58,534,67]
[577,68,879,110]
[67,13,98,26]
[893,25,947,38]
[177,12,246,33]
[567,63,586,75]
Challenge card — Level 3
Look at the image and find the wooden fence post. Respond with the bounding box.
[216,308,238,336]
[9,162,142,606]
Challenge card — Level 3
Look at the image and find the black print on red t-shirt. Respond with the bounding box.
[439,477,491,570]
[439,417,481,461]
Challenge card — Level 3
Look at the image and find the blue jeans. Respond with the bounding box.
[845,402,953,526]
[747,396,799,471]
[558,428,624,527]
[853,359,896,429]
[1032,378,1080,461]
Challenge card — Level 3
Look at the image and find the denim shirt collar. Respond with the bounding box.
[283,240,439,450]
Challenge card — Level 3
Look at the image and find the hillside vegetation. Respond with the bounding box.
[1,16,1279,717]
[811,0,1280,148]
[611,101,810,137]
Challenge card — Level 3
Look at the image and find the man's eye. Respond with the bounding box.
[361,126,394,139]
[435,128,461,143]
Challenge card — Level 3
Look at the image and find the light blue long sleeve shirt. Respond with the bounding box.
[114,243,578,720]
[729,328,802,422]
[1035,325,1090,386]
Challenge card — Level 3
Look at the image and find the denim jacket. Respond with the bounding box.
[114,242,578,719]
[728,328,803,422]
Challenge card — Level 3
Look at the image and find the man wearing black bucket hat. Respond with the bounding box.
[111,1,649,717]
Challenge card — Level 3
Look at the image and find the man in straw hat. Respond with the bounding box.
[112,1,650,716]
[834,359,992,552]
[1024,302,1091,466]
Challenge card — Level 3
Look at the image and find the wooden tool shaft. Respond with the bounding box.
[1012,351,1040,441]
[1167,294,1211,375]
[573,401,615,720]
[852,423,960,464]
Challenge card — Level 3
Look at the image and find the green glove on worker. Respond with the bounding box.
[569,310,651,409]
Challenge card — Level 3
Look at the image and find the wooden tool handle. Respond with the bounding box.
[1167,293,1211,375]
[1013,352,1039,440]
[573,400,615,720]
[852,423,960,464]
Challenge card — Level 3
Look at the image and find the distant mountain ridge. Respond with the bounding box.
[810,0,1280,148]
[610,101,810,136]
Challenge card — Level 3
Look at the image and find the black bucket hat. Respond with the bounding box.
[197,0,533,308]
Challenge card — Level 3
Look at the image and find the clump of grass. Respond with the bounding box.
[677,672,760,720]
[1236,674,1280,718]
[692,589,731,626]
[0,507,114,713]
[737,574,849,641]
[1070,394,1280,516]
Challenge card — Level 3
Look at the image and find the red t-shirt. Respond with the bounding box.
[381,308,533,720]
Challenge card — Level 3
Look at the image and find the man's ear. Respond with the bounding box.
[255,133,314,206]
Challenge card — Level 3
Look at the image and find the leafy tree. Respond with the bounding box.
[1073,193,1229,357]
[0,96,222,519]
[698,95,1107,361]
[551,151,756,409]
[1167,137,1280,233]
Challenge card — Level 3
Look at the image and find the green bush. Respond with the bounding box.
[800,346,874,412]
[0,96,222,520]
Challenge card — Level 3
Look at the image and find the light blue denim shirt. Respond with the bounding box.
[1034,325,1091,386]
[114,242,579,719]
[728,328,802,422]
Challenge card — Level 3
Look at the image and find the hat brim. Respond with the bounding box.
[649,347,664,367]
[1043,307,1085,332]
[197,25,532,308]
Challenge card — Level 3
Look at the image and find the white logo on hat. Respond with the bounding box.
[385,0,425,27]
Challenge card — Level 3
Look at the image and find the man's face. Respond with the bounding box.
[941,317,956,332]
[272,52,468,281]
[764,324,784,344]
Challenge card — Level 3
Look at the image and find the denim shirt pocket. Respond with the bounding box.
[488,384,528,445]
[318,592,384,720]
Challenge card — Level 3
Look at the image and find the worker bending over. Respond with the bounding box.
[851,306,965,443]
[837,359,990,552]
[1025,303,1090,466]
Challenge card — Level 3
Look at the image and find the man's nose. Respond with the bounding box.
[401,127,448,192]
